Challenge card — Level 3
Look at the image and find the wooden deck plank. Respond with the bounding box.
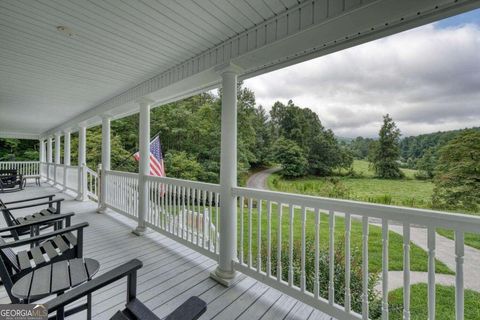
[261,294,299,320]
[236,288,283,320]
[285,301,315,320]
[213,281,270,319]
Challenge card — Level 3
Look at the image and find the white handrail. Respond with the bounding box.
[233,187,480,233]
[0,161,40,175]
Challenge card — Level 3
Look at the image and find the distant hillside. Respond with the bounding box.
[336,136,354,144]
[343,127,480,164]
[400,127,480,161]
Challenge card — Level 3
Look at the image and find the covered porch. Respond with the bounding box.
[1,1,480,319]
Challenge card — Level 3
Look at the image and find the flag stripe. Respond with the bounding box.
[133,136,166,177]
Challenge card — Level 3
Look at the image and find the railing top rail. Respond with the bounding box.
[105,169,138,178]
[233,186,480,233]
[0,161,39,163]
[65,165,79,169]
[145,175,221,193]
[85,167,97,175]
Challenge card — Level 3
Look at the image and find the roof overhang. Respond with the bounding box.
[1,0,479,139]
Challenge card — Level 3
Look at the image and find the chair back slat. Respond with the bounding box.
[0,237,20,272]
[0,200,19,227]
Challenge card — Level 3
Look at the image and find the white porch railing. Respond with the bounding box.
[101,171,480,320]
[86,167,99,201]
[0,161,39,175]
[232,187,480,320]
[0,161,82,195]
[64,165,79,193]
[6,161,480,320]
[104,170,221,260]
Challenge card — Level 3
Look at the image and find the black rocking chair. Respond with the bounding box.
[0,195,71,240]
[45,259,207,320]
[0,169,23,193]
[0,222,88,303]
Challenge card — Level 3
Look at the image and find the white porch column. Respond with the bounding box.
[76,125,88,201]
[46,136,52,181]
[97,115,111,213]
[54,132,61,164]
[133,99,152,235]
[54,132,61,186]
[47,137,53,163]
[39,139,45,162]
[39,139,45,180]
[63,130,71,190]
[211,65,241,286]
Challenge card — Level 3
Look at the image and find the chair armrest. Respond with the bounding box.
[45,259,143,313]
[3,199,64,211]
[0,222,89,249]
[0,212,75,233]
[4,194,55,205]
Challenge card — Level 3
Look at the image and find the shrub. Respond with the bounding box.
[263,237,382,318]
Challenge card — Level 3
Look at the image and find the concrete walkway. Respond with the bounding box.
[387,225,480,292]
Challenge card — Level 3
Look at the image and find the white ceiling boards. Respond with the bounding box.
[1,0,479,138]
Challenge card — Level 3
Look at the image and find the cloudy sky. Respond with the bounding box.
[244,9,480,138]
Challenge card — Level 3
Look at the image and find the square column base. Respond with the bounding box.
[210,270,243,287]
[132,226,146,236]
[96,206,107,214]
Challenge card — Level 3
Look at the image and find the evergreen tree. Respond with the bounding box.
[432,130,480,211]
[369,114,404,179]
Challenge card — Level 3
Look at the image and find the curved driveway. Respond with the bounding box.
[246,167,281,190]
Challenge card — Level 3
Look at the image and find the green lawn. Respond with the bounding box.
[268,160,435,209]
[388,284,480,320]
[237,203,453,275]
[436,229,480,250]
[267,160,480,249]
[337,160,417,179]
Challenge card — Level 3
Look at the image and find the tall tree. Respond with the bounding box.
[432,130,480,211]
[271,137,308,178]
[369,114,404,179]
[270,100,351,176]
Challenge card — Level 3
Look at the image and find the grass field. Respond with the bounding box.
[237,203,453,275]
[268,160,435,209]
[436,229,480,250]
[388,284,480,319]
[266,160,479,250]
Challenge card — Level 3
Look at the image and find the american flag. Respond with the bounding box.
[133,136,166,177]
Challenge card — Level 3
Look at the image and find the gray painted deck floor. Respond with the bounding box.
[0,184,332,320]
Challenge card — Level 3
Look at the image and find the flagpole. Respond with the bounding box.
[114,130,163,169]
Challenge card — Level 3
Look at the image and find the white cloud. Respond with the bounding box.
[244,23,480,138]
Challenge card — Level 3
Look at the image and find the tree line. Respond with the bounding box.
[1,83,478,211]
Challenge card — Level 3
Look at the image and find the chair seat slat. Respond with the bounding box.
[29,264,51,299]
[42,241,59,259]
[63,232,77,246]
[85,259,100,279]
[11,271,33,299]
[69,259,88,286]
[30,246,45,266]
[51,260,70,293]
[17,251,32,270]
[53,236,69,252]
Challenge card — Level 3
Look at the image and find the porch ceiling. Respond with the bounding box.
[0,0,479,139]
